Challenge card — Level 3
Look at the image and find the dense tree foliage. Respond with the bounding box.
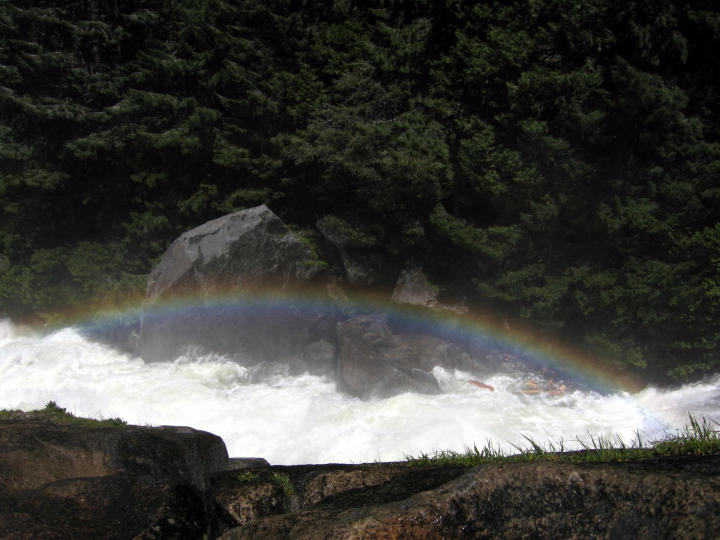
[1,0,719,381]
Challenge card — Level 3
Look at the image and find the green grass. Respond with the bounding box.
[653,415,720,457]
[271,471,295,498]
[0,401,127,427]
[235,471,260,483]
[405,415,720,467]
[4,405,717,467]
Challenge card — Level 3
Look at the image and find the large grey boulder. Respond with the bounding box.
[139,206,334,362]
[336,314,473,398]
[147,205,322,301]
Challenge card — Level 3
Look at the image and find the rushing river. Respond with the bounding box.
[1,317,719,465]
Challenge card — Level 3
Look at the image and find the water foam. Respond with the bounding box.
[0,319,20,346]
[0,321,717,464]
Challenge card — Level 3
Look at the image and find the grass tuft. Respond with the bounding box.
[0,401,126,427]
[235,471,259,483]
[271,471,295,498]
[653,415,720,457]
[405,414,720,467]
[41,401,127,427]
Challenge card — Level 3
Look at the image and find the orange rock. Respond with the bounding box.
[467,380,495,391]
[546,380,567,397]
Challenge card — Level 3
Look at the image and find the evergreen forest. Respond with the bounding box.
[1,0,719,383]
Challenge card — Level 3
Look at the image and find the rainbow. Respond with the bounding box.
[41,288,644,395]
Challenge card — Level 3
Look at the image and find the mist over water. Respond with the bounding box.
[1,318,719,465]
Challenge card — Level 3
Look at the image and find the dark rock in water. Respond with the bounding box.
[138,205,335,363]
[388,333,475,374]
[0,411,229,539]
[79,312,142,356]
[147,205,322,301]
[336,314,472,398]
[336,314,437,398]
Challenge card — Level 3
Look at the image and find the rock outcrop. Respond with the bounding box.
[220,457,720,539]
[0,409,228,539]
[2,410,719,539]
[336,314,474,398]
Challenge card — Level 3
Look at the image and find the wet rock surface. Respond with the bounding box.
[336,314,473,398]
[2,412,719,539]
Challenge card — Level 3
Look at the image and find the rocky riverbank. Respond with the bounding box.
[1,408,719,539]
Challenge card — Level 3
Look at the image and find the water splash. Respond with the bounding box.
[2,320,716,464]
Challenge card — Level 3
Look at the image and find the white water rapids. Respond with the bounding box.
[2,318,719,465]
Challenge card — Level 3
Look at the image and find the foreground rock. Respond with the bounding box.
[222,456,720,539]
[2,411,719,539]
[0,409,228,539]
